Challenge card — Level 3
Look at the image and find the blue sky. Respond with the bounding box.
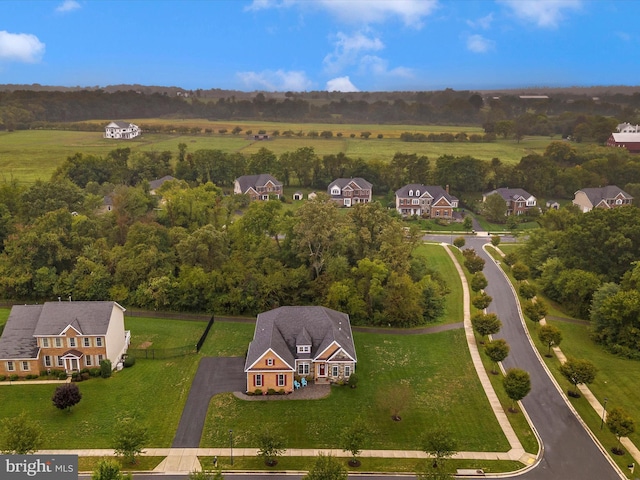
[1,0,639,92]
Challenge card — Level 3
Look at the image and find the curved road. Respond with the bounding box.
[465,236,622,479]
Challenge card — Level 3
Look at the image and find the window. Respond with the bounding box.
[408,190,413,197]
[95,337,103,347]
[83,338,91,347]
[254,374,263,387]
[345,365,351,377]
[97,355,104,364]
[297,345,310,353]
[42,338,49,348]
[6,361,14,371]
[68,338,76,348]
[86,356,92,367]
[44,356,52,368]
[277,374,286,387]
[412,199,419,205]
[416,190,420,196]
[331,187,340,195]
[298,363,310,375]
[57,357,64,367]
[266,358,274,366]
[21,361,29,371]
[55,338,62,348]
[331,365,339,377]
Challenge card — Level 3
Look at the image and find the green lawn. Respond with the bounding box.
[200,328,510,452]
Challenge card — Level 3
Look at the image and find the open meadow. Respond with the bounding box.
[0,120,566,184]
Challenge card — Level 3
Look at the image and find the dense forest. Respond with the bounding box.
[1,86,640,141]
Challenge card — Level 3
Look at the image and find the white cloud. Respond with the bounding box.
[359,55,413,78]
[615,31,632,42]
[323,31,384,74]
[467,34,494,53]
[499,0,582,28]
[467,13,494,30]
[245,0,438,28]
[236,69,313,91]
[0,31,45,63]
[326,76,359,92]
[56,0,81,13]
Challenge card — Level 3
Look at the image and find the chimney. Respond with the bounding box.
[445,185,449,194]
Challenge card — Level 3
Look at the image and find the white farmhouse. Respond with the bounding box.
[104,121,141,139]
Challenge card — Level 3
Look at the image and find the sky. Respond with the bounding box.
[1,0,640,92]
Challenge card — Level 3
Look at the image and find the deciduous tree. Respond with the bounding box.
[256,428,286,466]
[0,412,42,454]
[606,407,635,455]
[421,427,457,468]
[538,324,562,357]
[304,453,347,480]
[503,368,531,412]
[559,358,597,397]
[471,313,501,343]
[484,339,510,374]
[52,383,82,412]
[113,417,148,464]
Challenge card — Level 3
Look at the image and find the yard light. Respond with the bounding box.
[229,429,233,465]
[601,398,608,430]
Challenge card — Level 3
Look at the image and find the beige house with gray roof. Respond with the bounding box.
[572,186,633,212]
[0,301,130,377]
[244,306,357,393]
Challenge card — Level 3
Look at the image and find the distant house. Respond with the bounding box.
[606,132,640,154]
[546,200,560,210]
[149,175,176,195]
[100,194,114,214]
[616,123,640,133]
[395,184,458,219]
[293,191,303,201]
[327,178,372,207]
[308,192,318,200]
[483,188,537,216]
[244,306,357,394]
[234,174,283,201]
[0,301,130,377]
[104,121,141,140]
[572,186,633,212]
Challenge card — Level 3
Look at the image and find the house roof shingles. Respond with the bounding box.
[245,306,356,371]
[328,178,372,191]
[577,186,633,206]
[395,184,458,204]
[0,305,42,359]
[486,187,533,201]
[236,174,282,194]
[33,301,124,336]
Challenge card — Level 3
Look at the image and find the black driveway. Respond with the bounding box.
[466,237,622,479]
[172,357,246,448]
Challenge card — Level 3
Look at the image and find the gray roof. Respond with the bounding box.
[577,185,633,206]
[485,187,534,201]
[235,174,282,193]
[328,178,372,192]
[0,306,41,359]
[395,184,458,203]
[149,175,176,191]
[244,306,357,371]
[109,121,134,129]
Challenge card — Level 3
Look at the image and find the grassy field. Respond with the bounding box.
[200,328,511,452]
[0,123,563,184]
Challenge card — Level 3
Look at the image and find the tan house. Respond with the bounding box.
[234,174,283,201]
[244,306,357,394]
[0,301,130,377]
[572,186,633,212]
[483,188,537,216]
[327,178,372,207]
[395,184,458,218]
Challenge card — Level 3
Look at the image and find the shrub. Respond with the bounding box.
[100,359,112,379]
[9,374,19,381]
[58,371,68,380]
[254,389,263,395]
[81,372,90,381]
[25,374,39,380]
[71,372,81,382]
[347,372,359,388]
[268,388,277,395]
[39,370,48,377]
[278,389,286,395]
[123,356,136,368]
[0,375,6,381]
[89,368,101,377]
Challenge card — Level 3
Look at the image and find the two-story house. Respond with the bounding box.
[482,188,537,216]
[244,306,357,394]
[327,178,372,207]
[104,121,141,139]
[572,185,633,212]
[0,301,130,377]
[234,174,283,201]
[395,184,458,219]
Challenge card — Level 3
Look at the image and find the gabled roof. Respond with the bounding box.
[328,178,372,191]
[244,306,356,372]
[395,184,458,204]
[0,305,41,359]
[235,174,282,193]
[485,187,534,201]
[106,121,134,129]
[576,185,633,206]
[610,132,640,143]
[32,301,125,336]
[149,175,176,191]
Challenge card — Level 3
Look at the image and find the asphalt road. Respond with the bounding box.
[465,236,622,479]
[172,357,247,448]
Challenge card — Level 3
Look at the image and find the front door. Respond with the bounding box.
[319,364,326,376]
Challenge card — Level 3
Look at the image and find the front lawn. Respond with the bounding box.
[200,329,510,452]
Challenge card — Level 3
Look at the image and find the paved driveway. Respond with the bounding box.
[172,357,246,448]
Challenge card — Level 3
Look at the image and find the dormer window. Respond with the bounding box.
[331,187,341,195]
[416,190,420,196]
[297,345,311,353]
[408,190,413,197]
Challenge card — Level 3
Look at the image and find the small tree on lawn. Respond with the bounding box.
[538,324,562,357]
[421,427,457,468]
[52,383,82,412]
[503,368,531,413]
[453,236,465,248]
[462,249,485,274]
[113,416,148,465]
[559,357,597,398]
[91,459,132,480]
[518,283,537,300]
[484,339,510,374]
[256,428,286,466]
[0,412,43,454]
[470,272,488,292]
[471,292,493,310]
[511,262,530,282]
[471,313,501,344]
[606,407,635,455]
[503,252,518,267]
[377,383,412,421]
[523,300,547,325]
[462,217,473,232]
[340,418,369,467]
[304,453,347,480]
[491,235,501,246]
